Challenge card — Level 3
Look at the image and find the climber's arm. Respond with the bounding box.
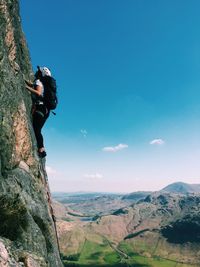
[26,84,42,96]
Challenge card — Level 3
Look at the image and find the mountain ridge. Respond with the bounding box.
[161,181,200,193]
[53,181,200,196]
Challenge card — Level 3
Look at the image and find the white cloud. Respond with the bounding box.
[102,143,128,152]
[46,166,58,175]
[150,139,165,145]
[80,129,88,138]
[84,173,103,179]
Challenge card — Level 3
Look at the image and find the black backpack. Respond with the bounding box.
[41,76,58,110]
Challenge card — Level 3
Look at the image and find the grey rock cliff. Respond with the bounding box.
[0,0,63,266]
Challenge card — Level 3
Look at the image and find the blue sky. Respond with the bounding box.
[20,0,200,192]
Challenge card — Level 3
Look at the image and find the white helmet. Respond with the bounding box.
[39,66,51,77]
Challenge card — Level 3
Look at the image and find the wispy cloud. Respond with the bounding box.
[80,129,88,138]
[150,139,165,145]
[46,166,59,175]
[102,143,128,152]
[84,173,103,179]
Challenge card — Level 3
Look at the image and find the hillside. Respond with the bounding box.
[161,181,200,194]
[57,192,200,266]
[122,191,152,201]
[0,1,62,266]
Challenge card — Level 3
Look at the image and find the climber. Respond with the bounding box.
[25,66,52,158]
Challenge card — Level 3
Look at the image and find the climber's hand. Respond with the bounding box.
[24,79,33,86]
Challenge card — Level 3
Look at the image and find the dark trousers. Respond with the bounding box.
[32,105,50,149]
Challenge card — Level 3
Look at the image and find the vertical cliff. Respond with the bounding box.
[0,0,63,266]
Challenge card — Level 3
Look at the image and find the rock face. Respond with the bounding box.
[0,1,63,266]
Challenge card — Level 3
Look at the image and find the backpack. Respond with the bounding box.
[41,76,58,110]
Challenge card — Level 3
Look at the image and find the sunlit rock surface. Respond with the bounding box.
[0,0,63,266]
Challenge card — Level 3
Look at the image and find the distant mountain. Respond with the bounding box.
[161,182,200,194]
[122,191,152,201]
[52,192,123,203]
[52,192,130,216]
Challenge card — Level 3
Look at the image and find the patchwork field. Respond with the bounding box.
[62,238,196,267]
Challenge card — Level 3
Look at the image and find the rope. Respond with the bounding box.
[40,158,61,256]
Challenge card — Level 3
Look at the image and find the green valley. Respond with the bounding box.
[61,238,196,267]
[53,187,200,267]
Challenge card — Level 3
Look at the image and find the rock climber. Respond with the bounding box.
[25,66,52,158]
